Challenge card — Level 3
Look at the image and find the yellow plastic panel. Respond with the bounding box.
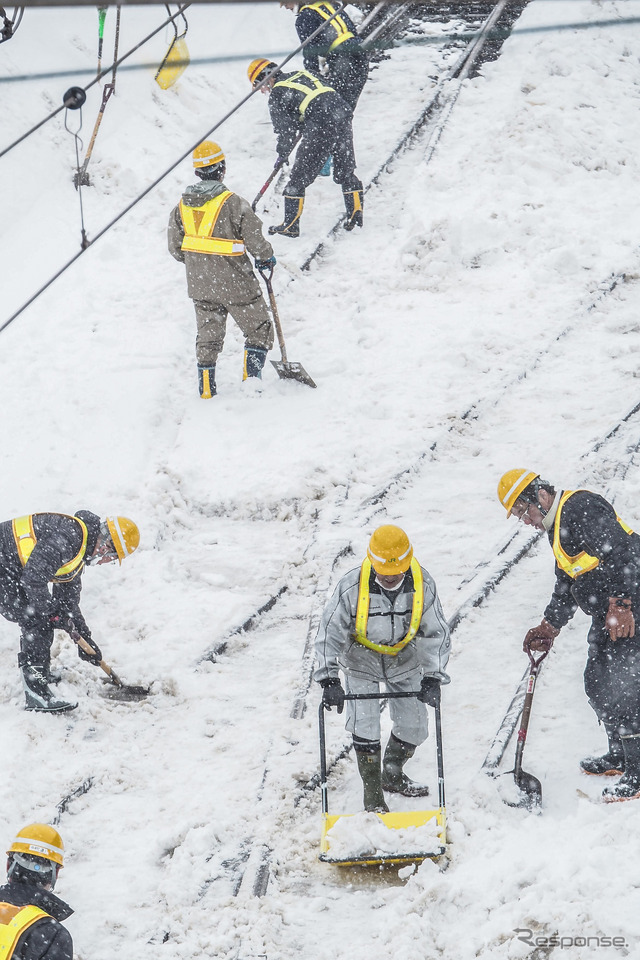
[320,808,446,866]
[155,37,190,90]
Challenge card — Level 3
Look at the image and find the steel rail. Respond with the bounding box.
[301,0,522,272]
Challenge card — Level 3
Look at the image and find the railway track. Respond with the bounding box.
[39,3,640,946]
[299,0,532,269]
[48,340,640,927]
[156,1,640,905]
[225,381,640,906]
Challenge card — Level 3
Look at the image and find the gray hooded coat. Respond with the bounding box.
[314,562,450,744]
[315,563,451,686]
[167,181,274,305]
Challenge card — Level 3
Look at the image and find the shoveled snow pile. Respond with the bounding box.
[324,811,443,858]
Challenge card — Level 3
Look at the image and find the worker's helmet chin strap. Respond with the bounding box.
[537,501,548,518]
[522,478,549,517]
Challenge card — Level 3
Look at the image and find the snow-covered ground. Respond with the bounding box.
[2,1,640,957]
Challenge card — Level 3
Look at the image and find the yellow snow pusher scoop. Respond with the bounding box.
[318,691,446,867]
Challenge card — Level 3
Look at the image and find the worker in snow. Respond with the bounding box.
[0,823,73,960]
[248,59,363,237]
[0,511,139,713]
[168,141,276,397]
[498,469,640,803]
[280,2,369,112]
[314,525,450,812]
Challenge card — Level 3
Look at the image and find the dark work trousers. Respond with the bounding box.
[0,571,52,664]
[584,617,640,734]
[284,100,361,196]
[326,50,369,112]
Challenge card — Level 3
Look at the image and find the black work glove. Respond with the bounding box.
[77,636,103,666]
[418,676,441,707]
[275,154,289,168]
[50,613,75,635]
[321,678,345,714]
[255,255,277,273]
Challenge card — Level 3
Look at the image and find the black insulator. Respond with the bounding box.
[63,86,86,110]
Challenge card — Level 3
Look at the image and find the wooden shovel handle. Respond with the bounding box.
[71,630,123,687]
[262,274,288,363]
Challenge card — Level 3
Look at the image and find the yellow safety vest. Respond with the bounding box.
[0,903,49,960]
[354,557,424,655]
[179,191,246,256]
[299,2,355,50]
[274,71,333,118]
[553,490,634,579]
[12,514,87,583]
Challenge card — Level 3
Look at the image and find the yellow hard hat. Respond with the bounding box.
[8,824,64,867]
[192,140,225,170]
[367,525,413,575]
[105,516,140,564]
[497,469,539,517]
[248,57,276,87]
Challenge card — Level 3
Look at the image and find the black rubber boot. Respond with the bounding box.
[580,723,625,776]
[343,186,363,231]
[243,346,267,380]
[198,365,217,399]
[20,658,77,713]
[381,733,430,797]
[602,734,640,802]
[354,742,389,813]
[42,656,62,685]
[269,195,304,238]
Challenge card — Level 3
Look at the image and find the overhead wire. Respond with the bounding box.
[0,3,348,335]
[4,5,629,333]
[0,3,192,161]
[0,14,638,90]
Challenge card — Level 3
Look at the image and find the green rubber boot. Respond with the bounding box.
[355,744,389,813]
[382,733,430,797]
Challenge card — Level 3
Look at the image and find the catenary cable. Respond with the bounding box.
[0,3,192,161]
[0,14,638,88]
[0,4,348,335]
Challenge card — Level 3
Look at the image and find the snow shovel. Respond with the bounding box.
[251,157,288,213]
[505,648,549,809]
[251,135,301,212]
[70,629,150,702]
[259,267,317,388]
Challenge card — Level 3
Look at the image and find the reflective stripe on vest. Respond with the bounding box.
[179,191,245,256]
[0,903,49,960]
[354,557,424,655]
[553,490,634,579]
[273,71,333,118]
[12,514,88,583]
[299,2,355,50]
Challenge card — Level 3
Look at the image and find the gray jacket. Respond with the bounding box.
[314,563,451,685]
[167,181,274,304]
